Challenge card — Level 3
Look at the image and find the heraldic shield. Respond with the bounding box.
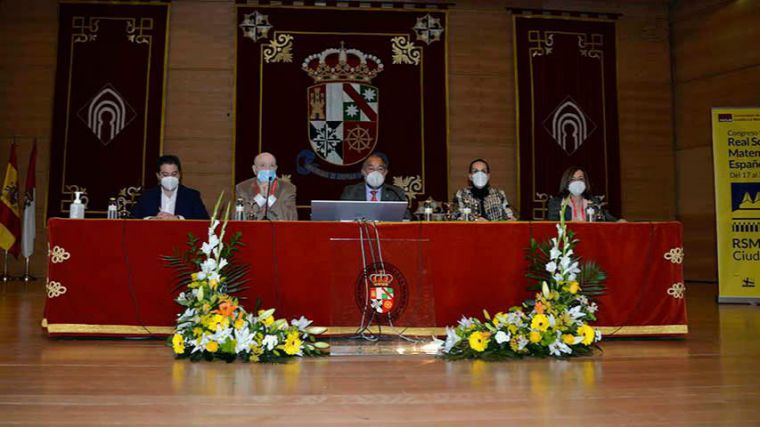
[307,82,379,166]
[303,43,384,166]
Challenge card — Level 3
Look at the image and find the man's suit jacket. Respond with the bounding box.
[340,182,412,219]
[235,177,298,221]
[131,185,209,220]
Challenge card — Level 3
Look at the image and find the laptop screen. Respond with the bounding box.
[310,200,408,221]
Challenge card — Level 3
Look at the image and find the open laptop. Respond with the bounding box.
[310,200,408,221]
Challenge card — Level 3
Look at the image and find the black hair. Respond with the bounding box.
[558,165,592,198]
[469,158,490,173]
[157,154,182,173]
[363,152,389,169]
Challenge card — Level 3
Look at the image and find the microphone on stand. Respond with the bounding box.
[263,175,274,220]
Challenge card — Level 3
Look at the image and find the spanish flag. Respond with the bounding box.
[0,143,21,258]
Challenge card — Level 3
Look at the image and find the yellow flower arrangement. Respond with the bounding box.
[168,193,329,362]
[438,199,603,360]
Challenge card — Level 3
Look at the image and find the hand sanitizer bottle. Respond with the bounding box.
[69,191,85,219]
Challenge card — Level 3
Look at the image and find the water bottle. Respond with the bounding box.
[107,197,118,219]
[462,207,471,222]
[69,191,85,219]
[234,198,245,221]
[423,201,433,222]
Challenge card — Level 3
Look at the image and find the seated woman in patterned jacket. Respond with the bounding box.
[546,166,619,222]
[452,159,517,221]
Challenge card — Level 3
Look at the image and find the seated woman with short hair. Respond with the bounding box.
[547,166,619,222]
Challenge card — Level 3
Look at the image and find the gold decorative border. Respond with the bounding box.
[43,322,688,336]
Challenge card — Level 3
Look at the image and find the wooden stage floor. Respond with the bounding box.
[1,282,759,425]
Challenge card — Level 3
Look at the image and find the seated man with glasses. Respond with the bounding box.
[339,153,411,219]
[131,154,209,220]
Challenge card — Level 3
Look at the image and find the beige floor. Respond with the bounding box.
[0,282,758,425]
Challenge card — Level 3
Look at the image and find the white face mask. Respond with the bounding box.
[568,180,586,196]
[471,171,489,189]
[161,176,179,192]
[365,171,385,188]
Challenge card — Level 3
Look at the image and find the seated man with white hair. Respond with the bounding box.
[235,152,298,220]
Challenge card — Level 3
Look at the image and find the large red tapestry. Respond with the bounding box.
[513,12,621,219]
[47,3,169,218]
[234,5,448,217]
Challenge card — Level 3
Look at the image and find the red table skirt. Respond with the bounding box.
[43,219,687,337]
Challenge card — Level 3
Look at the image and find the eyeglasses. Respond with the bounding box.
[365,167,386,173]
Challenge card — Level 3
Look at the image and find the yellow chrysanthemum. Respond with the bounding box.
[209,278,219,290]
[192,327,203,337]
[578,325,595,345]
[172,334,185,354]
[468,331,490,352]
[234,318,245,330]
[529,331,541,343]
[283,331,302,355]
[205,341,219,353]
[508,324,518,334]
[531,314,550,332]
[562,334,576,345]
[191,273,199,281]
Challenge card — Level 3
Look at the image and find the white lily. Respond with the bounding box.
[506,312,524,327]
[516,335,529,351]
[587,302,599,314]
[201,234,219,255]
[443,327,461,353]
[549,340,572,356]
[545,261,558,274]
[555,223,564,238]
[549,246,561,261]
[234,327,255,353]
[291,316,313,331]
[217,258,229,271]
[211,324,233,343]
[457,316,474,329]
[200,258,218,275]
[595,329,603,342]
[566,305,586,324]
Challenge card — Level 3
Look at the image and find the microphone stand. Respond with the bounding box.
[262,176,273,220]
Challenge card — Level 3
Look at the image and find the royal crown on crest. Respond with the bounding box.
[302,42,384,83]
[369,272,394,287]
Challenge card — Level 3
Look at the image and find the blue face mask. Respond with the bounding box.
[257,169,276,182]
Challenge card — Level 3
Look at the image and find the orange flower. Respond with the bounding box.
[535,301,544,315]
[214,301,238,317]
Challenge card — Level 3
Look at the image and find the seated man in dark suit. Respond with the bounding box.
[131,155,209,220]
[340,153,411,219]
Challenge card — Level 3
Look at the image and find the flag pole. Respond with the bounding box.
[1,250,10,283]
[21,256,35,283]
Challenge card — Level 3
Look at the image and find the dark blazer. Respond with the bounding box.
[340,182,412,219]
[131,185,209,220]
[547,195,617,222]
